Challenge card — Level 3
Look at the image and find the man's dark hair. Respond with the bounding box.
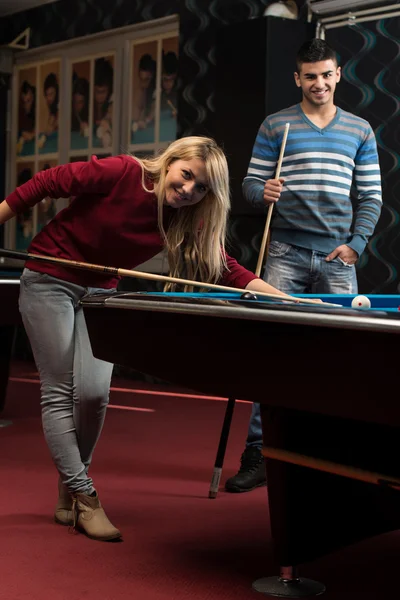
[43,72,59,115]
[163,51,178,75]
[94,57,113,91]
[296,39,338,72]
[139,53,156,75]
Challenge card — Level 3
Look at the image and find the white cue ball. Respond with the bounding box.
[351,295,371,309]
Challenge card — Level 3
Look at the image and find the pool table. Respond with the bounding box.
[81,291,400,596]
[0,271,21,415]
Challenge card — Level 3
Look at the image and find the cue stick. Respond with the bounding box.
[209,397,236,499]
[262,446,400,490]
[0,248,341,307]
[255,122,290,277]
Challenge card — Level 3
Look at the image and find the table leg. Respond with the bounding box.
[256,404,400,596]
[253,566,325,597]
[0,325,15,427]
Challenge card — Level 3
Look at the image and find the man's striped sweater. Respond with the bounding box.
[243,104,382,256]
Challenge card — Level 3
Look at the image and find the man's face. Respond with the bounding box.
[94,85,109,105]
[162,73,176,94]
[45,86,57,106]
[73,93,85,113]
[139,69,153,90]
[21,89,34,114]
[294,59,341,107]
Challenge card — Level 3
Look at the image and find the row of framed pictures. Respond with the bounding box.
[11,29,178,252]
[13,151,168,275]
[17,35,178,159]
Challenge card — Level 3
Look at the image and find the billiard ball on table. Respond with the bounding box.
[351,295,371,309]
[240,292,258,301]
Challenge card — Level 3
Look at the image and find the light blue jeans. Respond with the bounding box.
[246,241,358,448]
[19,268,115,494]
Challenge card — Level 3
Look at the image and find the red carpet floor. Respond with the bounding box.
[0,361,399,600]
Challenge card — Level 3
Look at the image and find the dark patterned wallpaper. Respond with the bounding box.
[0,1,399,294]
[0,0,273,251]
[0,0,288,258]
[327,19,400,293]
[0,0,276,137]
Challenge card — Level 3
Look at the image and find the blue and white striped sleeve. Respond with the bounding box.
[242,119,279,209]
[350,127,382,256]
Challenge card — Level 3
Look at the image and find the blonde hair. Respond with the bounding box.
[134,136,230,291]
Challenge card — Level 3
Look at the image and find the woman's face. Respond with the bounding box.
[164,158,209,208]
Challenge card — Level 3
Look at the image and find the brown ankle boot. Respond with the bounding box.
[54,478,74,526]
[72,491,122,541]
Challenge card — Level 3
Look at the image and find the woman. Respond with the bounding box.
[0,136,287,542]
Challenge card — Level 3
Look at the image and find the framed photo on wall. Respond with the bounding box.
[93,56,114,150]
[130,41,157,146]
[16,66,37,157]
[69,53,115,159]
[128,34,178,153]
[38,61,60,155]
[37,159,58,231]
[70,59,90,152]
[14,59,61,250]
[15,161,34,250]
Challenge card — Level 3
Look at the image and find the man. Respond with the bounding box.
[225,38,382,493]
[132,53,156,131]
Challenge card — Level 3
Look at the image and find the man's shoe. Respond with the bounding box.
[225,447,266,493]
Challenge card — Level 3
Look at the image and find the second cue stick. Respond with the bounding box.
[255,122,290,277]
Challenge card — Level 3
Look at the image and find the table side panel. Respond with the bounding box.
[84,305,400,427]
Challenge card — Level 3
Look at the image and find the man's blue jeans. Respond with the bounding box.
[246,241,358,449]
